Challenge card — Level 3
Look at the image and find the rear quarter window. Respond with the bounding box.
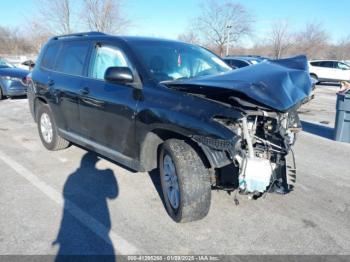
[55,42,90,76]
[41,43,61,70]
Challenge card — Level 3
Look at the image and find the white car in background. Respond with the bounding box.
[308,60,350,83]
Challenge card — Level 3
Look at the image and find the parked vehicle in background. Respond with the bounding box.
[223,56,267,69]
[309,60,350,83]
[0,58,29,100]
[22,60,36,71]
[28,32,312,223]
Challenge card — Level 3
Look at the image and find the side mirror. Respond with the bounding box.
[104,67,134,84]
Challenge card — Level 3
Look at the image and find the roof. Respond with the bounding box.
[49,32,187,45]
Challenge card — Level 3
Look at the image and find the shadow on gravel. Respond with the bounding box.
[301,120,334,140]
[54,152,118,261]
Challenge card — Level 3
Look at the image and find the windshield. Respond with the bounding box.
[130,41,231,82]
[0,59,14,69]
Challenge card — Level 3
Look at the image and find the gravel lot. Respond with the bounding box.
[0,85,349,256]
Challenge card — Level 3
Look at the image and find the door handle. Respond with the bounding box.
[79,87,90,95]
[48,80,55,86]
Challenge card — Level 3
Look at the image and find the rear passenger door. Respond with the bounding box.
[318,61,337,80]
[79,42,139,158]
[51,41,91,134]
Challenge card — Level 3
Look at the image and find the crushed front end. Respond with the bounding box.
[235,110,300,195]
[194,108,301,197]
[167,55,312,197]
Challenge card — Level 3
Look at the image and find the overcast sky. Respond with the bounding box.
[0,0,348,44]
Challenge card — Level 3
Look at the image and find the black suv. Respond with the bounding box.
[28,32,312,223]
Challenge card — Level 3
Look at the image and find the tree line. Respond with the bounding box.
[1,0,349,61]
[0,0,130,55]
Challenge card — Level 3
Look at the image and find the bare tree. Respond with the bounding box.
[178,30,200,45]
[35,0,74,34]
[192,0,252,56]
[293,22,329,59]
[0,26,35,55]
[23,20,53,53]
[81,0,130,33]
[269,20,293,59]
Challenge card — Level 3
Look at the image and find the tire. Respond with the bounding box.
[310,74,319,84]
[0,87,3,100]
[37,103,70,151]
[159,139,211,223]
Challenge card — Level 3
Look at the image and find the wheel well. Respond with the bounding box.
[310,73,318,79]
[140,129,211,172]
[34,97,48,121]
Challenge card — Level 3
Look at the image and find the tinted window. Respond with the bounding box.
[55,42,89,76]
[41,43,61,70]
[230,59,250,68]
[90,45,129,80]
[319,61,334,68]
[310,62,320,66]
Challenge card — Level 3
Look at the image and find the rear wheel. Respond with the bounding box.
[37,104,70,151]
[310,74,318,84]
[159,139,211,223]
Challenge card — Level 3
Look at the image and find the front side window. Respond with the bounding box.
[90,45,129,80]
[337,62,350,70]
[55,42,89,76]
[320,61,334,68]
[130,41,231,82]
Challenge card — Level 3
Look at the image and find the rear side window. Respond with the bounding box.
[55,42,90,76]
[310,62,320,66]
[41,43,61,70]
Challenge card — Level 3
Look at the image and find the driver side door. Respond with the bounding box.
[79,42,139,159]
[334,61,350,81]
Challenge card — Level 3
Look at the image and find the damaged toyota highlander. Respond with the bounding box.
[28,32,312,223]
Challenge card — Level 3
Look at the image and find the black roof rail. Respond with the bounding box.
[52,31,106,40]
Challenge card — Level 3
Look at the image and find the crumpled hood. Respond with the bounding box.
[166,55,312,112]
[0,68,29,79]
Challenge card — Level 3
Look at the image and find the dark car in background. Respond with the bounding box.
[0,58,29,100]
[223,56,267,69]
[28,32,312,223]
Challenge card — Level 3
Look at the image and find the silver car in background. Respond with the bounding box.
[0,58,29,100]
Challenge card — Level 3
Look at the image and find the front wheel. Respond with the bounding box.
[37,104,70,151]
[159,139,211,223]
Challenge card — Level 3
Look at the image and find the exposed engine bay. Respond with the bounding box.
[209,109,300,197]
[237,111,299,195]
[164,55,312,199]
